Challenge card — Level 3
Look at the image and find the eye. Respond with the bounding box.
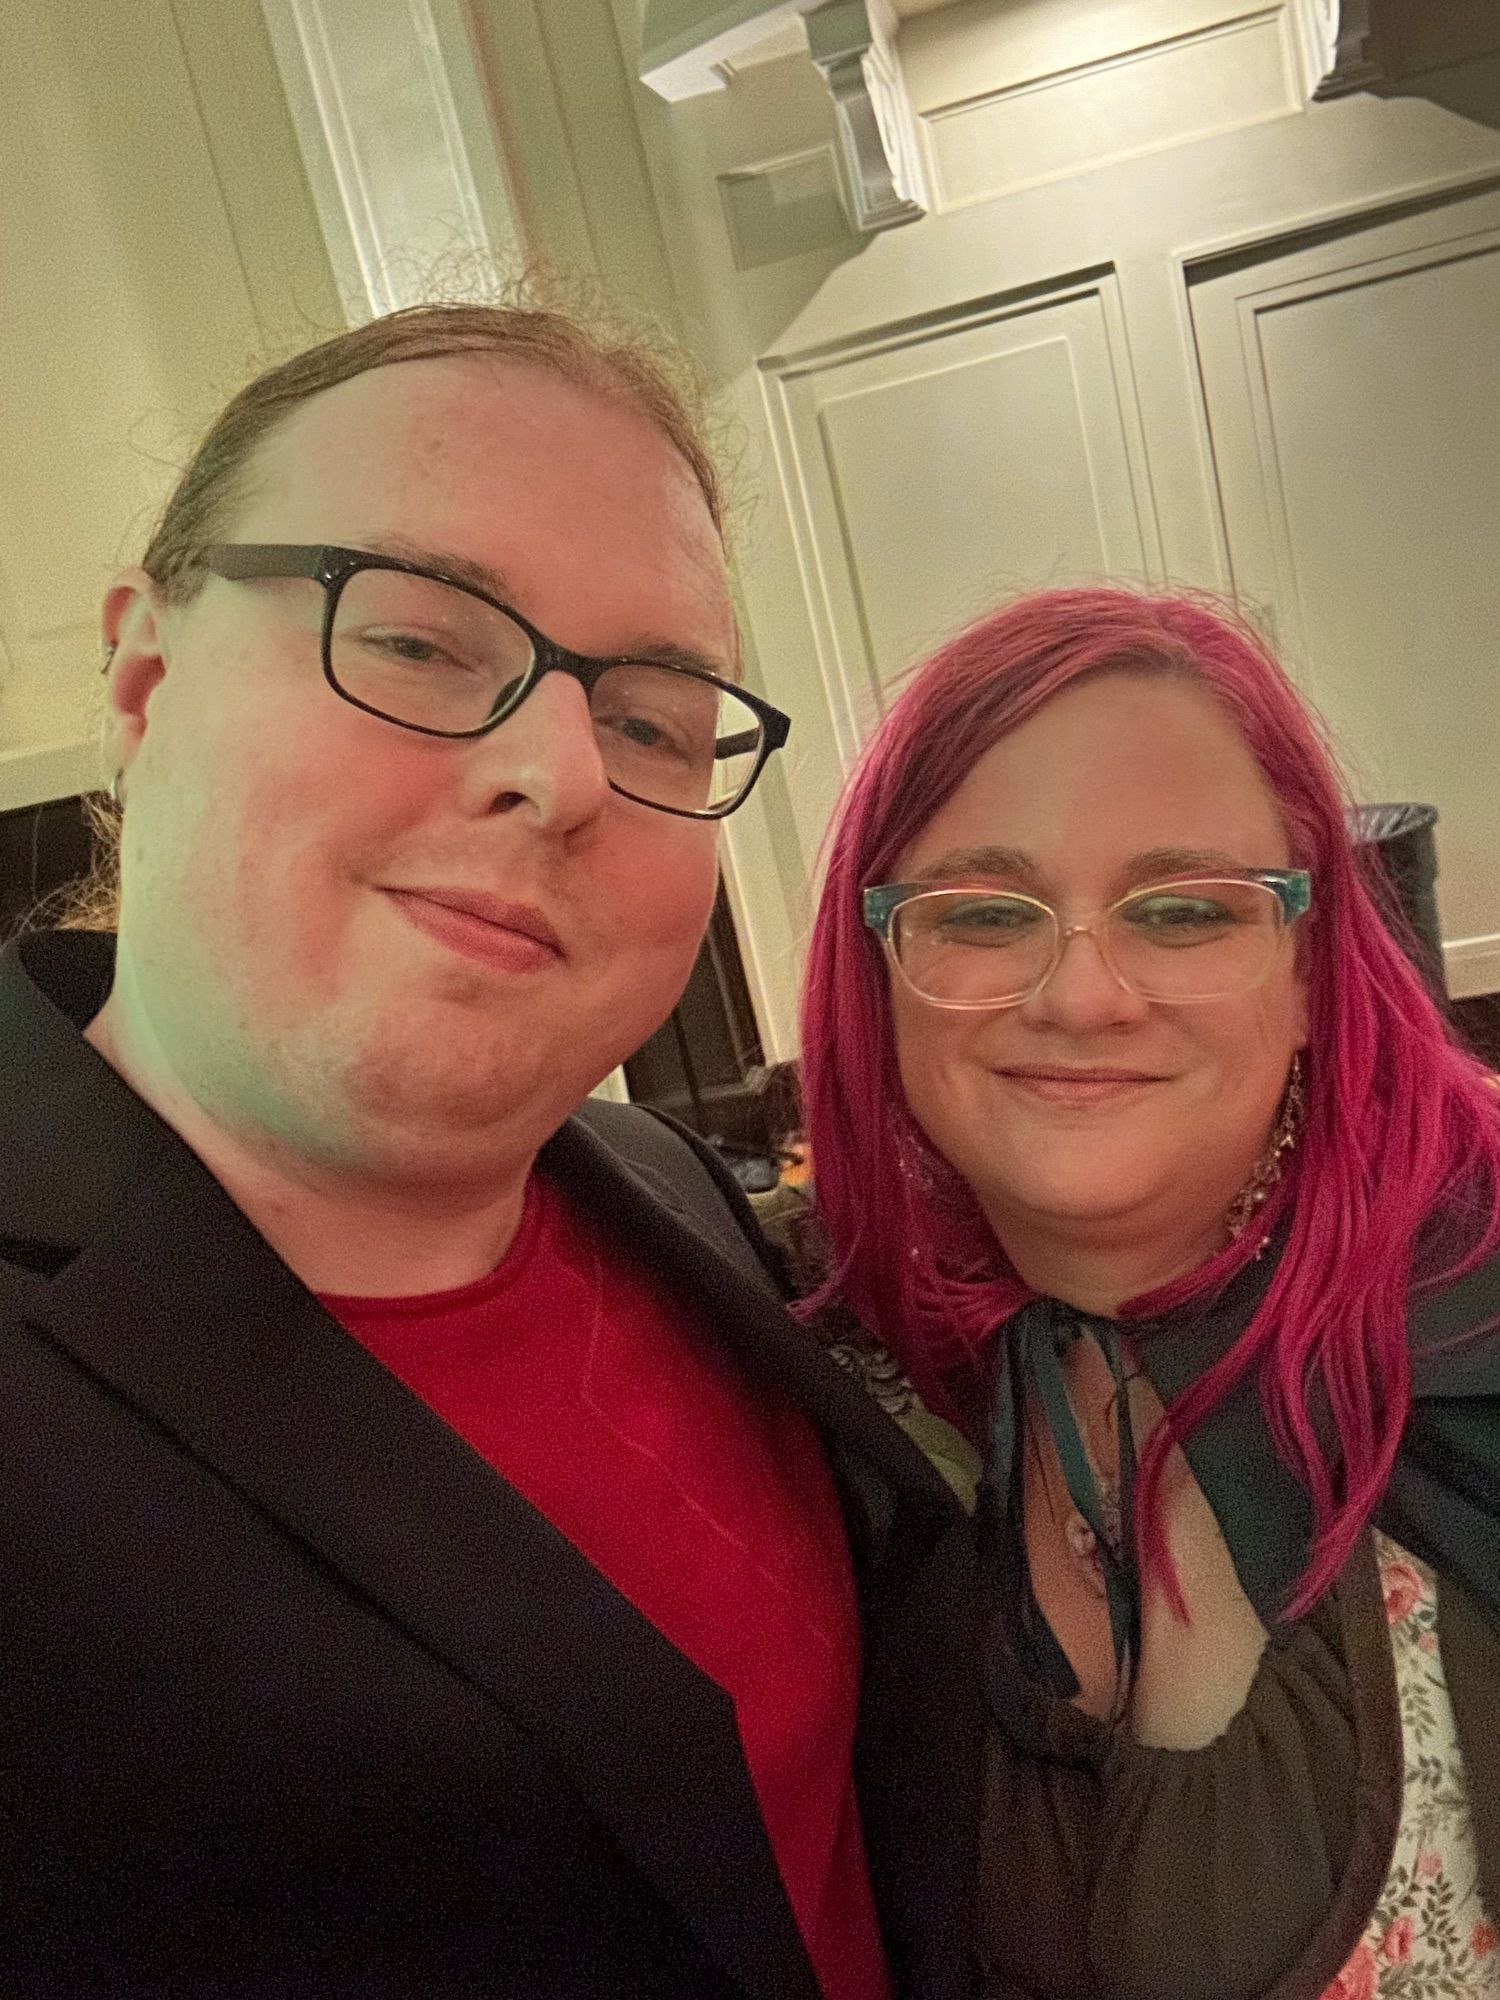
[928,895,1046,945]
[358,627,481,674]
[593,703,694,760]
[333,570,526,686]
[591,666,718,767]
[1123,892,1240,939]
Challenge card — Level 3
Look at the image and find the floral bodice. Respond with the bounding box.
[1320,1533,1500,1999]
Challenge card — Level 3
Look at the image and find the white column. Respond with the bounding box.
[259,0,525,321]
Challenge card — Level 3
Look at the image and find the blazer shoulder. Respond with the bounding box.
[568,1099,790,1298]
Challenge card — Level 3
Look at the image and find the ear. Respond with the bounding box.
[101,568,170,778]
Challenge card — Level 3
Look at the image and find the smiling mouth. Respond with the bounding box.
[383,887,563,972]
[996,1067,1165,1103]
[1001,1067,1163,1083]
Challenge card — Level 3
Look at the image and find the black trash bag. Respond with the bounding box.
[1349,801,1446,1002]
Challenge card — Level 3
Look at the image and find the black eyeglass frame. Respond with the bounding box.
[198,542,791,821]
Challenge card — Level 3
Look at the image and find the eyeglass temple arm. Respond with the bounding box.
[1257,870,1312,922]
[200,543,326,581]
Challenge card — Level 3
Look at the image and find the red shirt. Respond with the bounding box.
[322,1173,890,2000]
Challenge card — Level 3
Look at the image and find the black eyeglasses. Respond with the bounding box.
[198,543,790,820]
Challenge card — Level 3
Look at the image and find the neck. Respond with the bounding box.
[84,993,533,1298]
[986,1206,1227,1319]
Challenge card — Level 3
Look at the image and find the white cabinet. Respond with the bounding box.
[1190,184,1500,993]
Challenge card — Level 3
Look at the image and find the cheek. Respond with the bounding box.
[890,994,973,1139]
[157,707,409,950]
[1193,972,1306,1094]
[594,827,720,965]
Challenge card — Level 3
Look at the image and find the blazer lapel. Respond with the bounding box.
[24,1139,821,2000]
[541,1113,964,1525]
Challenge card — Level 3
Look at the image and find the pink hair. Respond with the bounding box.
[800,586,1500,1614]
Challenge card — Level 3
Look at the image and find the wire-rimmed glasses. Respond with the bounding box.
[863,872,1312,1008]
[198,543,790,821]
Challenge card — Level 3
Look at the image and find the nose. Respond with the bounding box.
[458,669,611,830]
[1018,924,1151,1032]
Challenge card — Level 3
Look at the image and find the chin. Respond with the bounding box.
[984,1166,1171,1232]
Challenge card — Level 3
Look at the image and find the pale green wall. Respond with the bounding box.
[0,0,342,800]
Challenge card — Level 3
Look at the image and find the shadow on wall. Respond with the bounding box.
[1364,0,1500,130]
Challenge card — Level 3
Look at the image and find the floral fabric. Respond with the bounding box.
[1321,1532,1500,1999]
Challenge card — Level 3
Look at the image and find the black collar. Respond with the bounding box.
[995,1209,1500,1626]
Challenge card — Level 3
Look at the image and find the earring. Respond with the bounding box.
[108,769,126,812]
[1226,1052,1304,1242]
[102,642,117,675]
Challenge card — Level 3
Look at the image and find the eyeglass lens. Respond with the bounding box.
[892,880,1287,1005]
[328,567,764,815]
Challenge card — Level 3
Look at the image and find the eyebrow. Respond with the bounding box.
[362,533,513,604]
[910,843,1261,888]
[911,845,1040,886]
[1126,846,1263,879]
[358,533,738,682]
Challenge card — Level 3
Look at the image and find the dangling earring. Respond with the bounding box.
[108,769,126,812]
[1226,1052,1305,1242]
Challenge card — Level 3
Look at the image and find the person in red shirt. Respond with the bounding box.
[0,301,978,1999]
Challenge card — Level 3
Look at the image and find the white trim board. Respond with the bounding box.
[1445,936,1500,1003]
[0,742,101,816]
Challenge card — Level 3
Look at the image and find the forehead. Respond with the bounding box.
[905,670,1291,881]
[227,355,735,663]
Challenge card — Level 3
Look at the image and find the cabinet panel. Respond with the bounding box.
[1190,183,1500,993]
[914,5,1300,210]
[763,272,1160,860]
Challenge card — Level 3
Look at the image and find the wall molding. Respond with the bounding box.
[1290,0,1386,100]
[1445,936,1500,1001]
[917,7,1295,213]
[759,267,1153,766]
[805,0,926,231]
[641,0,927,233]
[258,0,523,320]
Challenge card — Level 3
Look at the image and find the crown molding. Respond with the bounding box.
[639,0,825,101]
[641,0,927,232]
[805,0,925,230]
[1291,0,1386,101]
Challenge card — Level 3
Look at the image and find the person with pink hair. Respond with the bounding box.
[800,586,1500,2000]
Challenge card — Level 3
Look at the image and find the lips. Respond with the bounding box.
[996,1065,1165,1105]
[383,886,563,972]
[1000,1067,1162,1084]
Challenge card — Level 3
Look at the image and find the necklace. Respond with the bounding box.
[1042,1350,1128,1574]
[1032,1319,1147,1713]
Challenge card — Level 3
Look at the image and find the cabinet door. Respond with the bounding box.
[763,274,1160,863]
[1190,182,1500,994]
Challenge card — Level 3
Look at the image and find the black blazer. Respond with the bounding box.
[0,932,980,2000]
